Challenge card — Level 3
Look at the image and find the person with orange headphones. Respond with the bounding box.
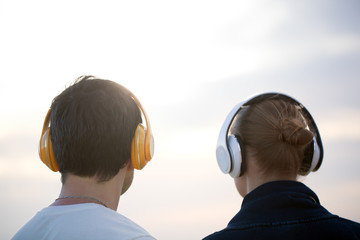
[203,93,360,240]
[12,76,155,240]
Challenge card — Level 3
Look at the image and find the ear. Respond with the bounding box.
[127,159,134,170]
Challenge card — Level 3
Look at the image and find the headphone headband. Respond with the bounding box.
[216,92,324,177]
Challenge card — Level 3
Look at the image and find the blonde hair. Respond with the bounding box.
[231,99,314,176]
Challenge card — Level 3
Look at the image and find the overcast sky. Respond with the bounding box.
[1,0,359,239]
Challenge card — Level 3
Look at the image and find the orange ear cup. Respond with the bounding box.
[39,109,59,172]
[131,123,154,170]
[131,124,146,169]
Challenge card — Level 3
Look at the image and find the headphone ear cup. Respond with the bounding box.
[131,124,147,170]
[46,131,59,171]
[310,137,321,172]
[302,137,321,174]
[39,128,59,172]
[302,140,313,173]
[228,135,242,178]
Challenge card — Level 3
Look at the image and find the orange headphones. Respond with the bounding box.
[39,91,154,172]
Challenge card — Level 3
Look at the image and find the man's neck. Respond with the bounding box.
[52,170,127,211]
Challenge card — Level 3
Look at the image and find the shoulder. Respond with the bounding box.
[306,216,360,239]
[336,217,360,232]
[13,204,156,240]
[202,216,360,240]
[84,206,156,239]
[203,229,240,240]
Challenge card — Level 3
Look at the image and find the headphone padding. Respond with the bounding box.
[39,110,59,172]
[228,135,242,178]
[309,137,321,172]
[46,130,59,172]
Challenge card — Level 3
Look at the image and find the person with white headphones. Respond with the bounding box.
[203,93,360,240]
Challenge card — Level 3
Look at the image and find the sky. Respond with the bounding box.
[1,0,360,239]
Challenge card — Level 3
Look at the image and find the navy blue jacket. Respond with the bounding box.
[203,181,360,240]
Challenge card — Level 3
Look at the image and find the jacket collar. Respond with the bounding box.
[228,181,332,229]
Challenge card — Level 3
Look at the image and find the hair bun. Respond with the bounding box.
[279,118,313,146]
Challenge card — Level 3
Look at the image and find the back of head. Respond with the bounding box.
[231,99,314,176]
[50,76,141,182]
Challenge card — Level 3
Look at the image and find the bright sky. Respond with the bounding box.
[1,0,360,239]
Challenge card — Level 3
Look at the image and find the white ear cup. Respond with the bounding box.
[216,135,242,177]
[309,137,320,172]
[228,135,242,178]
[216,145,231,174]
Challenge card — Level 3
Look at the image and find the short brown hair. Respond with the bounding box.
[50,76,141,183]
[231,99,313,176]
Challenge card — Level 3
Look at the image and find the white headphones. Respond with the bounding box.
[216,93,324,178]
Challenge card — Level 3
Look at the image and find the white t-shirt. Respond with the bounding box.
[12,203,156,240]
